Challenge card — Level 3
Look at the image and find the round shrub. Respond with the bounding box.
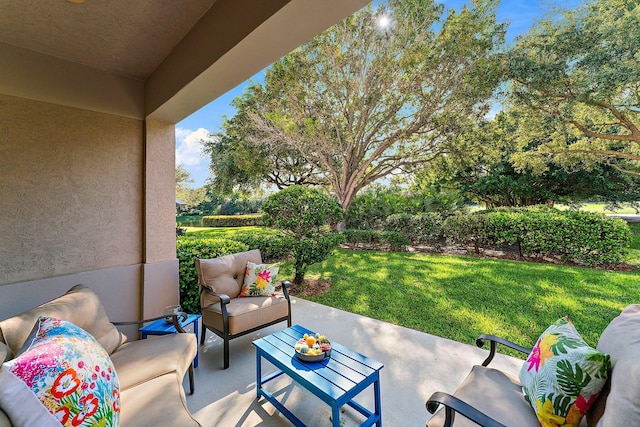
[262,185,343,284]
[262,186,343,237]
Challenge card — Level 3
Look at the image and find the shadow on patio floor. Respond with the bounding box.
[185,297,523,426]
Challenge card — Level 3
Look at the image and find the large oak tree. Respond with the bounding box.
[508,0,640,175]
[206,0,506,218]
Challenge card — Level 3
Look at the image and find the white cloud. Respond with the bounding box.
[175,127,215,187]
[176,127,212,166]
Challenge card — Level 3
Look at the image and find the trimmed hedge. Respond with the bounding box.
[443,209,631,266]
[176,237,248,313]
[228,234,294,263]
[342,229,409,251]
[344,207,630,266]
[202,214,264,227]
[385,212,443,244]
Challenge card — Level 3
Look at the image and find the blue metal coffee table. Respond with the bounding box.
[253,325,384,426]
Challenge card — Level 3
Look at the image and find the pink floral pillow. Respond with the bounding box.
[239,262,279,297]
[0,316,120,426]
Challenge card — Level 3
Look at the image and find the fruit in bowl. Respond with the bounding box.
[295,333,331,361]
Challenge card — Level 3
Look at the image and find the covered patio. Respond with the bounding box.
[0,0,369,331]
[185,296,523,426]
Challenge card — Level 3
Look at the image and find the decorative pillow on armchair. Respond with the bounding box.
[0,316,120,427]
[519,317,610,427]
[239,262,279,297]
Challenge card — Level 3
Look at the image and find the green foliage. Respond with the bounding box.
[507,0,640,173]
[380,231,410,251]
[341,229,382,245]
[210,0,506,212]
[341,229,409,251]
[228,233,294,263]
[262,186,343,238]
[430,111,640,207]
[176,237,248,313]
[290,233,346,284]
[442,213,491,254]
[385,212,444,244]
[345,190,413,230]
[442,209,631,265]
[345,185,462,230]
[262,186,344,283]
[202,215,264,227]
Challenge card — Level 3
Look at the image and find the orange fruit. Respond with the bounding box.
[305,336,316,347]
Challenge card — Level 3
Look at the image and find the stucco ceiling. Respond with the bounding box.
[0,0,217,80]
[0,0,370,121]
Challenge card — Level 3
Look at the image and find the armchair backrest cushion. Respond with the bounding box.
[0,284,126,357]
[589,304,640,426]
[197,249,262,307]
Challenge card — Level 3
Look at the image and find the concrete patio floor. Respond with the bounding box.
[184,296,524,426]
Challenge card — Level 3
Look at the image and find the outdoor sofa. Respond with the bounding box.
[0,284,201,427]
[426,304,640,426]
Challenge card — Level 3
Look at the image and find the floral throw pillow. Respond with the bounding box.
[239,262,279,297]
[519,317,610,427]
[0,316,120,427]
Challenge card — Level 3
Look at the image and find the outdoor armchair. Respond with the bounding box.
[426,305,640,427]
[426,335,536,427]
[196,249,291,369]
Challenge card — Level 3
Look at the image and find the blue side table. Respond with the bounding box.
[139,313,202,368]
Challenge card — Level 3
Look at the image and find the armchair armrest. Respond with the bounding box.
[112,312,189,333]
[200,286,231,305]
[475,334,532,367]
[278,280,292,300]
[426,391,506,427]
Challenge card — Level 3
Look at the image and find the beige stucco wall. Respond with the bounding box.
[142,119,180,318]
[0,94,180,328]
[144,119,177,263]
[0,94,143,286]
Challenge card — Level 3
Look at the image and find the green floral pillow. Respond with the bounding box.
[519,317,610,427]
[239,262,279,297]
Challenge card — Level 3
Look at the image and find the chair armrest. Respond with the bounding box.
[200,286,231,305]
[426,391,507,427]
[112,312,188,333]
[278,280,292,300]
[476,334,532,367]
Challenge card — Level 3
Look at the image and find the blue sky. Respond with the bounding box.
[176,0,582,188]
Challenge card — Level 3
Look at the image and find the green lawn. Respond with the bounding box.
[555,202,639,214]
[184,224,639,357]
[183,225,282,239]
[298,249,638,356]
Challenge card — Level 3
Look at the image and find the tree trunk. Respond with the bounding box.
[293,271,306,286]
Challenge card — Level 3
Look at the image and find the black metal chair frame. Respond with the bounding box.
[200,280,292,369]
[425,334,532,427]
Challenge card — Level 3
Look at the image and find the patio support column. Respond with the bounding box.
[142,118,180,319]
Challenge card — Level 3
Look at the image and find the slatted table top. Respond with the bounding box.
[253,325,384,426]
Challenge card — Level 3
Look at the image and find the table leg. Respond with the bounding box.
[193,318,199,368]
[332,404,340,427]
[374,375,382,426]
[256,350,262,399]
